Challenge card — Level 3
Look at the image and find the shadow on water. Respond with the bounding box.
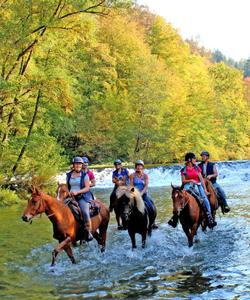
[0,161,250,299]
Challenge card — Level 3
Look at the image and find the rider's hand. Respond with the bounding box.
[71,191,78,196]
[206,175,212,180]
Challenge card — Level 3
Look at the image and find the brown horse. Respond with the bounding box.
[22,185,110,266]
[171,185,201,247]
[203,178,218,222]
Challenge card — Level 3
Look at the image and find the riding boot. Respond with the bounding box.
[168,213,178,228]
[84,220,93,242]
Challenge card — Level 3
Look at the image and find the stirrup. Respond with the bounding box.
[224,206,230,213]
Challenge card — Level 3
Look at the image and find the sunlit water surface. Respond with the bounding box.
[0,161,250,299]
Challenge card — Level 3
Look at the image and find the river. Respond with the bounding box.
[0,161,250,299]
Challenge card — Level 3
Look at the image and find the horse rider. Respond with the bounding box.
[130,160,158,228]
[199,150,230,213]
[66,156,94,241]
[82,156,96,187]
[168,152,217,229]
[109,159,130,212]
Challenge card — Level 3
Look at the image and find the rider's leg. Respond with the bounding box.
[142,194,158,229]
[197,185,217,228]
[78,199,93,241]
[213,182,230,213]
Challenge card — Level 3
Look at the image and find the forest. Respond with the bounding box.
[0,0,249,193]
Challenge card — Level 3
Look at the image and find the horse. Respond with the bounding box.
[203,178,218,222]
[171,185,202,247]
[116,186,157,249]
[22,185,110,266]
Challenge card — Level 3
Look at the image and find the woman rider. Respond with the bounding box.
[130,160,158,228]
[168,152,217,229]
[66,156,94,241]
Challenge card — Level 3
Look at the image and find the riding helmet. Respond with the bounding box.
[200,150,209,157]
[185,152,196,162]
[135,159,144,166]
[114,159,122,165]
[82,156,89,163]
[72,156,84,164]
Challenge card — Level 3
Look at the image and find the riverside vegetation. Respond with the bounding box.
[0,1,249,204]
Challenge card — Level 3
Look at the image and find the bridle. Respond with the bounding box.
[173,189,190,213]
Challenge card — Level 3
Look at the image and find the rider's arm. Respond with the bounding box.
[181,174,196,185]
[90,178,96,187]
[207,164,218,180]
[141,174,148,196]
[129,174,134,187]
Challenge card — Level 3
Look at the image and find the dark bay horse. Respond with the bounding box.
[116,186,157,249]
[171,185,202,247]
[22,186,109,266]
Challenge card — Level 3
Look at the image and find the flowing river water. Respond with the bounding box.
[0,161,250,299]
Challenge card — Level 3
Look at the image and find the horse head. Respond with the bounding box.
[22,186,46,222]
[116,186,145,221]
[171,185,187,216]
[56,183,70,201]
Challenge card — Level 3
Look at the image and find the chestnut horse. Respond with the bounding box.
[171,185,201,247]
[22,186,109,266]
[116,186,157,249]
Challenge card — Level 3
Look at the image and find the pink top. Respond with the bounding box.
[181,166,201,183]
[87,170,95,181]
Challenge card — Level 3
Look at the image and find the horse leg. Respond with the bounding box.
[115,213,123,230]
[182,225,193,247]
[142,232,147,249]
[63,244,76,264]
[51,236,71,266]
[129,230,136,249]
[99,223,108,253]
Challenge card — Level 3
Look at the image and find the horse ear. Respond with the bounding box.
[171,183,174,189]
[30,185,41,195]
[130,187,135,192]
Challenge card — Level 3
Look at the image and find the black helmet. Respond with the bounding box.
[135,159,144,166]
[185,152,196,162]
[114,159,122,165]
[200,150,209,157]
[82,156,89,163]
[72,156,84,164]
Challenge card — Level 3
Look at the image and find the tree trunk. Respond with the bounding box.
[12,89,42,174]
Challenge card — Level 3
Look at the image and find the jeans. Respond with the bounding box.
[184,183,211,213]
[212,182,228,206]
[142,193,155,216]
[78,199,90,222]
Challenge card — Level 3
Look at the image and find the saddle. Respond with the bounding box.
[64,197,100,223]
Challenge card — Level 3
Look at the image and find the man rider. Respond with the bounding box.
[199,150,230,213]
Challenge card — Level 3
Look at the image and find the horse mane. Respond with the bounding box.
[116,186,145,214]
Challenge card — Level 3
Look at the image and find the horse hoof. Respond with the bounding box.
[100,246,105,253]
[188,243,193,247]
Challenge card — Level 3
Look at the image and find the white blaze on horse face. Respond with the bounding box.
[57,187,61,201]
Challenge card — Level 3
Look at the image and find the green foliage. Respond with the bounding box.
[0,1,249,207]
[0,189,21,207]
